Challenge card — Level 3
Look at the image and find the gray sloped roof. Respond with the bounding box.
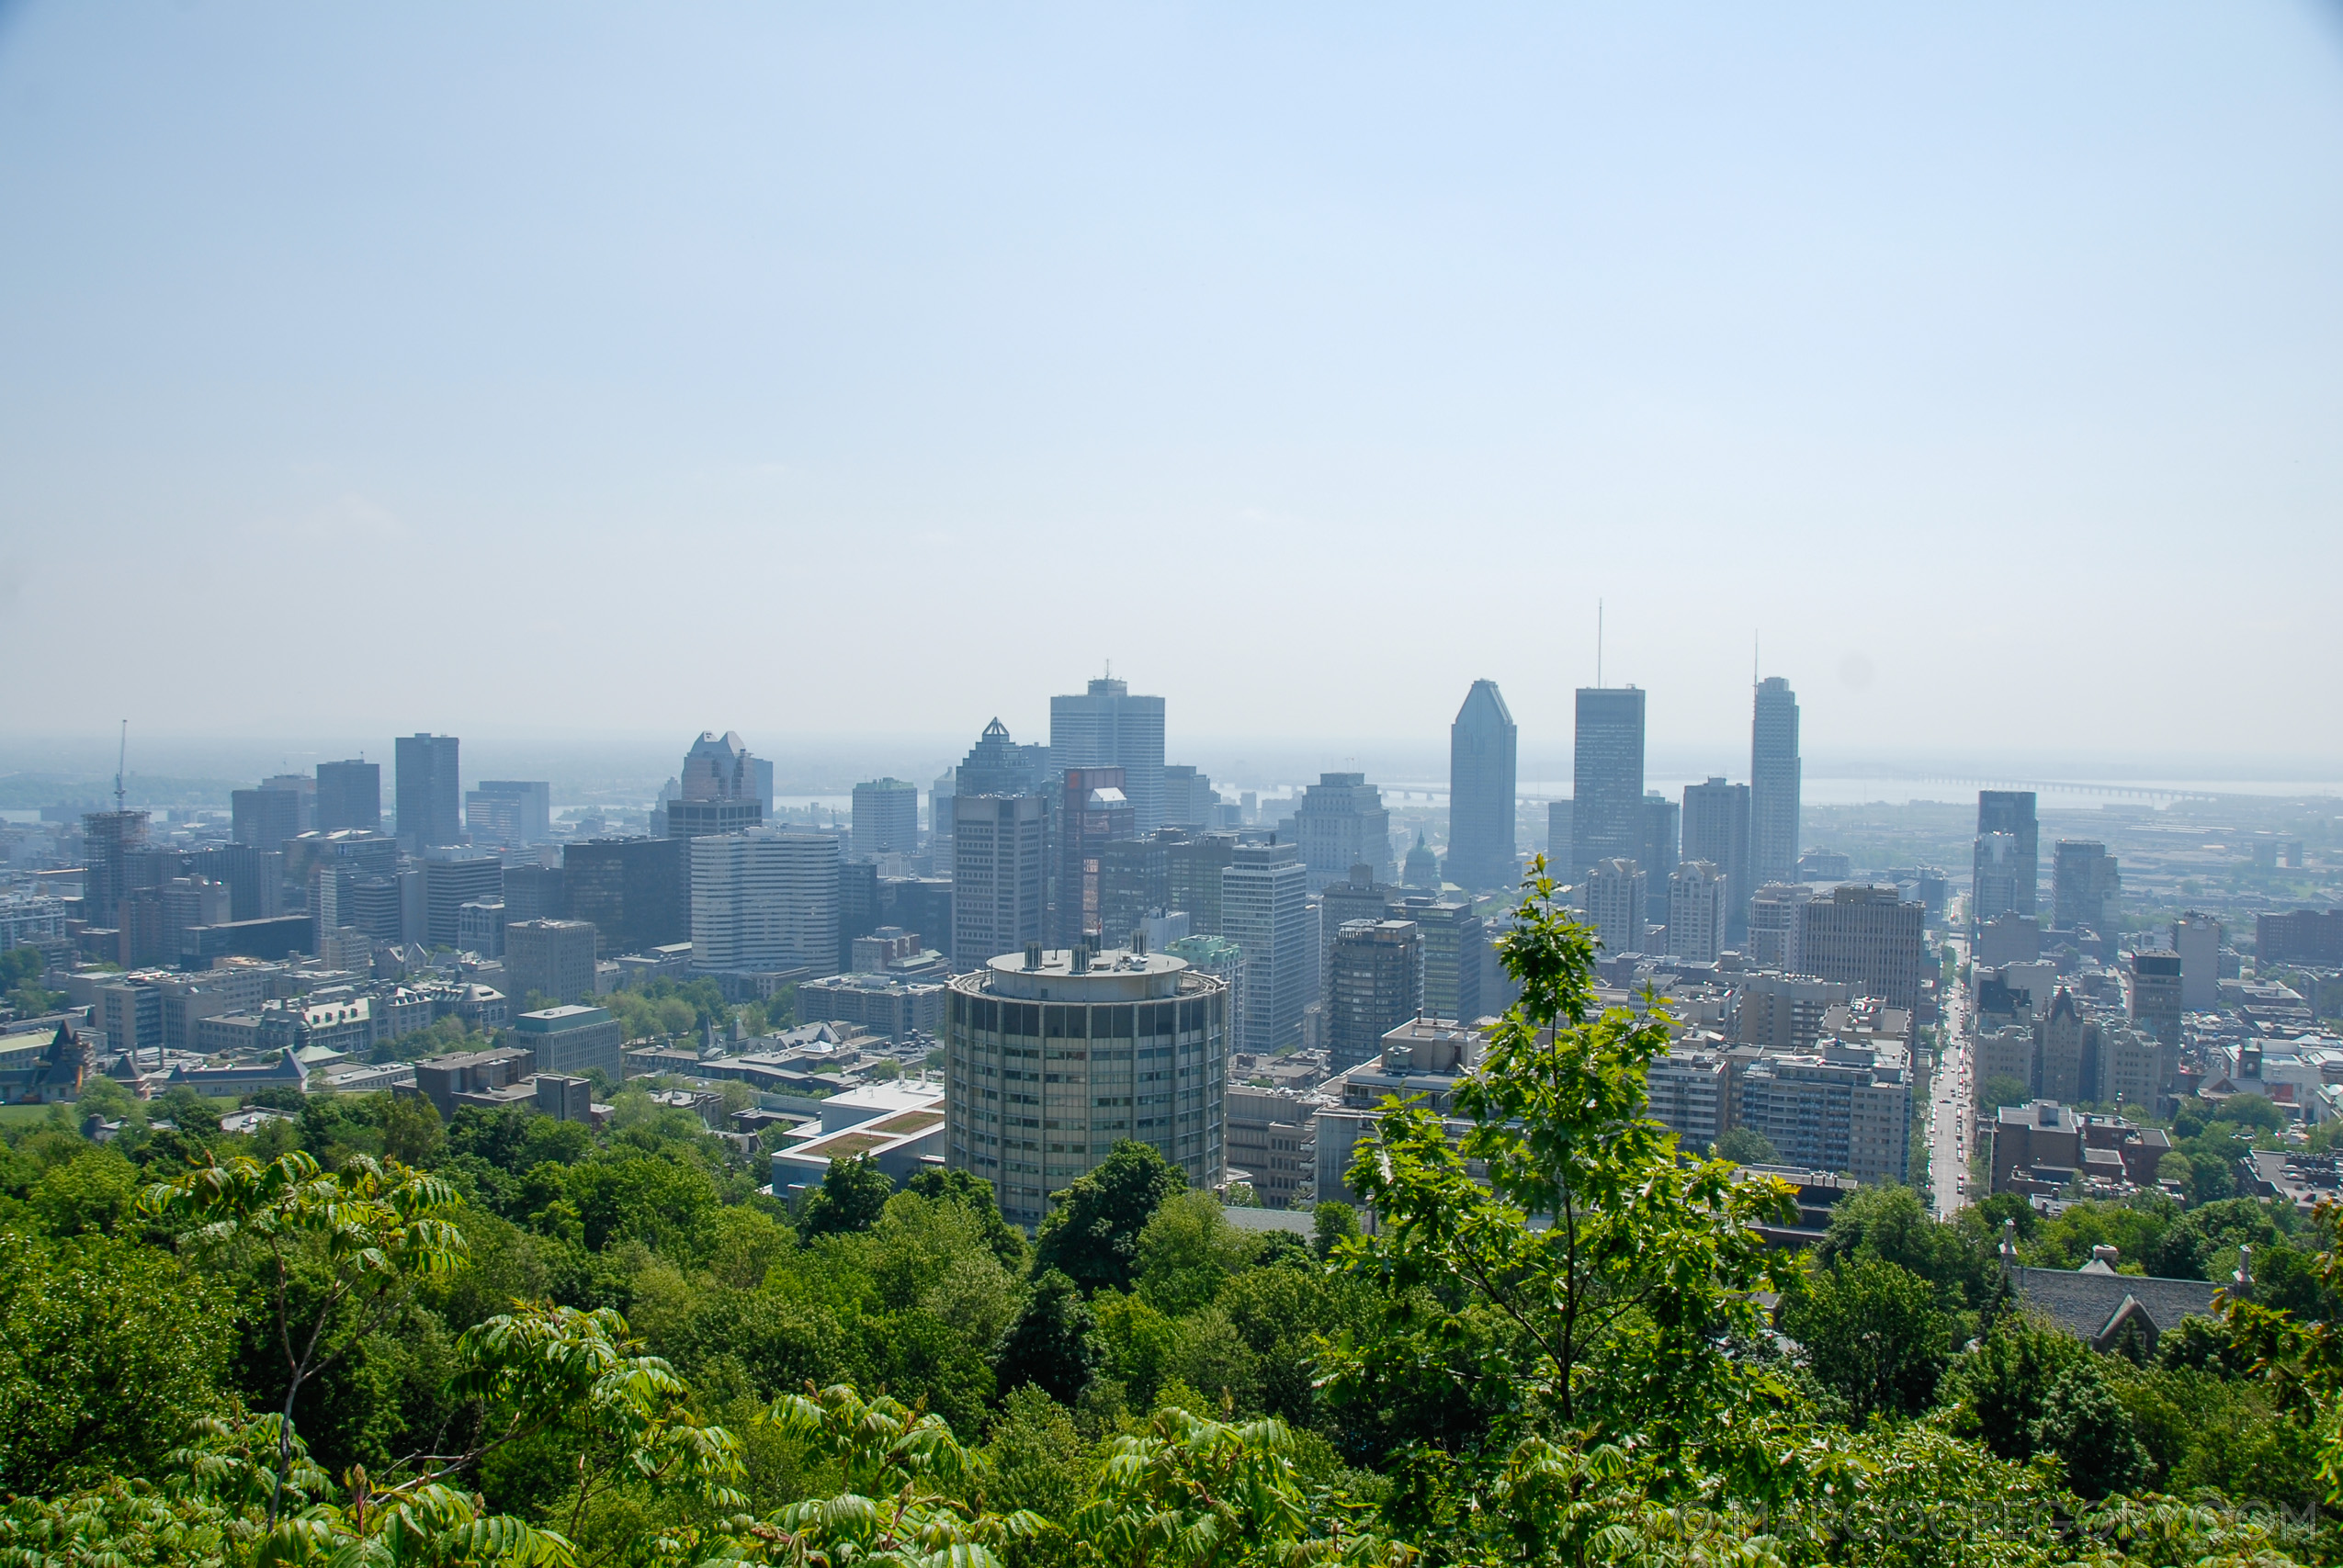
[2012,1265,2221,1341]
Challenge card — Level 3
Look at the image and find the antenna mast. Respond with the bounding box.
[113,720,127,813]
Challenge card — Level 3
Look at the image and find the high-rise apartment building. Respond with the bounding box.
[666,732,764,840]
[1733,972,1851,1052]
[852,779,921,858]
[1296,773,1393,892]
[466,781,552,849]
[564,837,689,956]
[505,919,600,1006]
[953,794,1047,967]
[945,944,1228,1230]
[1569,688,1646,877]
[1058,767,1135,944]
[394,734,464,851]
[1642,794,1680,882]
[315,760,381,833]
[1972,791,2039,919]
[1798,885,1926,1011]
[1584,859,1647,954]
[1736,1048,1910,1187]
[1666,860,1729,964]
[690,829,842,977]
[1749,676,1802,889]
[1445,679,1518,891]
[1328,919,1423,1071]
[1051,677,1167,833]
[2051,840,2121,932]
[1221,840,1311,1052]
[1681,778,1752,942]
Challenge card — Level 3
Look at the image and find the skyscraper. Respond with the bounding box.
[942,718,1050,867]
[1050,677,1167,833]
[80,809,149,929]
[1296,773,1393,892]
[2052,840,2120,932]
[1749,676,1802,889]
[1681,777,1752,941]
[563,837,689,956]
[1328,919,1423,1071]
[1973,791,2039,920]
[1392,894,1485,1024]
[231,786,306,851]
[394,733,463,851]
[1446,679,1517,891]
[690,829,842,977]
[1221,840,1311,1051]
[316,760,381,833]
[466,781,552,848]
[1797,885,1926,1011]
[852,779,921,858]
[666,731,764,840]
[953,794,1047,964]
[1569,688,1645,877]
[1057,766,1135,943]
[1642,794,1680,882]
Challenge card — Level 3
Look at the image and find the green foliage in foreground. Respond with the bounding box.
[1,859,2341,1566]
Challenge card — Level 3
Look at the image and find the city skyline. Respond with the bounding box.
[3,6,2338,757]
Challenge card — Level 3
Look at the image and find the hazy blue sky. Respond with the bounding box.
[3,3,2338,767]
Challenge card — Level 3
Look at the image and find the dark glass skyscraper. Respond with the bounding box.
[1974,790,2040,920]
[316,759,381,834]
[1749,677,1801,889]
[1445,679,1518,891]
[1568,688,1646,877]
[394,733,463,850]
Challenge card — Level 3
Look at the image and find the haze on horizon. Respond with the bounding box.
[2,3,2339,768]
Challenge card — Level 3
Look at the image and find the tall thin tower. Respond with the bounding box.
[1749,677,1802,888]
[1445,679,1518,891]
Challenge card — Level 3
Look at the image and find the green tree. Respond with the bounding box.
[995,1269,1099,1408]
[139,1152,469,1520]
[1310,1201,1359,1261]
[907,1167,1029,1272]
[1332,857,1792,1455]
[797,1154,893,1241]
[1032,1141,1186,1295]
[2031,1359,2152,1498]
[1941,1308,2087,1462]
[1135,1190,1256,1315]
[1709,1126,1780,1166]
[0,1227,237,1494]
[1779,1258,1952,1420]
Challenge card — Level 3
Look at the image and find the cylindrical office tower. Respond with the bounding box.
[945,943,1228,1231]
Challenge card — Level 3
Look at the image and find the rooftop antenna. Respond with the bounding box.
[113,720,127,813]
[1596,599,1604,687]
